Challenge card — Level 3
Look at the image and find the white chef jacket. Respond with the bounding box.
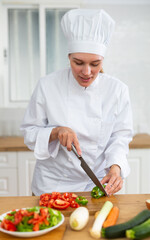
[20,68,133,196]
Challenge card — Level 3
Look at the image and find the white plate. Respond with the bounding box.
[0,208,65,238]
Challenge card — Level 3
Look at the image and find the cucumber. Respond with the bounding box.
[126,218,150,239]
[101,209,150,239]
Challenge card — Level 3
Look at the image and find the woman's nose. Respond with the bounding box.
[82,64,91,75]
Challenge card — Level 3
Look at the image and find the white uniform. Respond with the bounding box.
[21,68,133,195]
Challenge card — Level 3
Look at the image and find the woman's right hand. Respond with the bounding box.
[50,126,81,156]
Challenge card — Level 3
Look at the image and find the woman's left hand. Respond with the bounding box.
[101,165,123,196]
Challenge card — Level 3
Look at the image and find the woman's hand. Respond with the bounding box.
[49,126,82,155]
[101,164,123,196]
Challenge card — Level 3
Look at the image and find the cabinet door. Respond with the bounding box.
[17,152,36,196]
[0,152,18,196]
[0,169,18,196]
[119,149,150,194]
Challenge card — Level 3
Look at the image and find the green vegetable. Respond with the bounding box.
[90,201,113,238]
[27,206,40,213]
[91,185,106,199]
[16,216,33,232]
[5,215,15,221]
[75,196,88,205]
[101,209,150,238]
[126,218,150,239]
[10,211,16,215]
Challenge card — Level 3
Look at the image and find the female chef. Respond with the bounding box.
[21,9,133,196]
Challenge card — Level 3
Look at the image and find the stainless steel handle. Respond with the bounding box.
[71,143,81,158]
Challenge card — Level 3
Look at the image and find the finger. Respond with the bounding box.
[113,181,123,194]
[66,138,72,151]
[58,133,63,145]
[108,182,122,195]
[101,176,110,185]
[61,133,68,147]
[107,178,123,195]
[73,138,82,156]
[105,177,116,192]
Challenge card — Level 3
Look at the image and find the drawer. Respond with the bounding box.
[0,152,17,168]
[0,168,18,196]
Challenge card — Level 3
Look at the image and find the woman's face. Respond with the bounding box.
[69,53,103,87]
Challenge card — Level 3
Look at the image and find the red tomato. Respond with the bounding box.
[52,199,70,210]
[40,193,51,200]
[40,207,48,217]
[39,192,80,209]
[48,199,54,208]
[14,211,22,225]
[70,193,78,199]
[51,192,61,200]
[70,200,80,208]
[2,219,16,231]
[33,223,39,231]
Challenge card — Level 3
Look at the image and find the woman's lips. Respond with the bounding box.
[79,76,92,82]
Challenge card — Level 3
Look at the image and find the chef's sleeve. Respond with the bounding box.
[20,79,60,160]
[104,86,133,179]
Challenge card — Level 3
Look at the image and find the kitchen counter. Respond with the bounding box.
[0,134,150,151]
[0,193,149,240]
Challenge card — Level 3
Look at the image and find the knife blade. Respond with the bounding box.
[71,144,108,196]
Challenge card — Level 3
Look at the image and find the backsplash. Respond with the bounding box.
[0,108,25,136]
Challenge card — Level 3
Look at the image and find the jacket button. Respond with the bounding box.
[68,157,72,162]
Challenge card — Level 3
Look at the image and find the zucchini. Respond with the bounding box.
[101,209,150,239]
[126,218,150,239]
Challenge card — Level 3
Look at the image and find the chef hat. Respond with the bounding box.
[61,9,115,57]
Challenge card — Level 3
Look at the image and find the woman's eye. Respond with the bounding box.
[75,62,83,65]
[91,63,100,67]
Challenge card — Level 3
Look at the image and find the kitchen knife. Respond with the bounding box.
[71,144,108,196]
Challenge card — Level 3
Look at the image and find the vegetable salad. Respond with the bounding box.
[0,206,62,232]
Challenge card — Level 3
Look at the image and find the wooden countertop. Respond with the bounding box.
[0,134,150,152]
[0,193,149,240]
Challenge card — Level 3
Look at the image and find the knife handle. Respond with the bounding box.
[71,143,81,158]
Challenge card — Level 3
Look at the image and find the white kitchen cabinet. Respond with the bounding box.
[0,152,18,196]
[118,149,150,194]
[0,149,150,196]
[17,152,36,196]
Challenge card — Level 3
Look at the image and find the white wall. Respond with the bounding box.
[96,4,150,134]
[0,0,150,136]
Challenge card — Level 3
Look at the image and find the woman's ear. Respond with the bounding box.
[68,53,71,60]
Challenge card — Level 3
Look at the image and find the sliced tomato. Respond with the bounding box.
[51,192,62,200]
[70,200,80,208]
[39,192,81,209]
[44,219,49,226]
[39,200,48,207]
[33,212,40,219]
[40,207,48,217]
[33,223,39,231]
[2,219,17,231]
[48,199,54,208]
[70,193,78,199]
[52,199,70,210]
[40,193,51,200]
[61,193,78,203]
[14,212,23,225]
